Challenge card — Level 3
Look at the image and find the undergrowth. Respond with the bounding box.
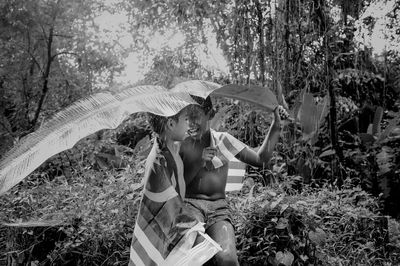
[1,166,400,265]
[0,161,144,265]
[231,182,400,266]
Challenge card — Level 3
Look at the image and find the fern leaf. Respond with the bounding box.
[0,85,198,195]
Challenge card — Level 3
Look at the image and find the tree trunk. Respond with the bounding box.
[245,6,251,84]
[254,0,265,86]
[31,26,54,130]
[321,1,343,182]
[232,0,240,83]
[284,0,290,95]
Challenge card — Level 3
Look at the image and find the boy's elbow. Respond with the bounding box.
[250,154,271,167]
[260,154,272,165]
[239,147,271,167]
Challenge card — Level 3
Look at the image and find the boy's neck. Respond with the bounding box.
[191,129,211,145]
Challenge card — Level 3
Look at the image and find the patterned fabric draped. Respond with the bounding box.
[129,139,221,266]
[208,129,247,169]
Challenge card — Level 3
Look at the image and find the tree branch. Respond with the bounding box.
[254,0,265,86]
[53,33,74,38]
[51,51,79,61]
[27,51,44,74]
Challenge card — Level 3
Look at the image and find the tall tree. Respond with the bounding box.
[0,0,125,144]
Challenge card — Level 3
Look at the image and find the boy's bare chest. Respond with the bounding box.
[180,141,204,162]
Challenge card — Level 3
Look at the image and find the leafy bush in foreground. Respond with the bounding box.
[232,183,400,266]
[1,166,400,265]
[0,163,144,265]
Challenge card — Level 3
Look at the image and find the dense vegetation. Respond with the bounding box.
[1,0,400,265]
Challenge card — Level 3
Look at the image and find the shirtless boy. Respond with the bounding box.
[180,96,282,265]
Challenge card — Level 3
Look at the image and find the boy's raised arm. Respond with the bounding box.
[235,107,282,167]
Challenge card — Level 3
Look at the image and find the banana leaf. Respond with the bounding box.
[0,85,199,195]
[171,81,279,112]
[213,84,278,111]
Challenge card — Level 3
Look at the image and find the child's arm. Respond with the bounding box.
[235,107,282,167]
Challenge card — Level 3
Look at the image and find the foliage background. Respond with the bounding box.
[1,0,400,265]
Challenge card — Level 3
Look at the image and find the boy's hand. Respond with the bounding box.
[202,147,217,170]
[276,105,289,121]
[202,147,217,161]
[272,105,288,129]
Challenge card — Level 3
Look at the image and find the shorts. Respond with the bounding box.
[184,198,233,230]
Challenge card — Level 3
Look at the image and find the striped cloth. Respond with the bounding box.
[129,138,221,266]
[206,130,247,191]
[226,157,246,191]
[208,129,247,169]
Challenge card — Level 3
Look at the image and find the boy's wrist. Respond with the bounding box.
[271,122,282,131]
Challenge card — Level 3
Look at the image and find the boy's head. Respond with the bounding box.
[147,107,190,141]
[189,95,214,117]
[187,95,215,139]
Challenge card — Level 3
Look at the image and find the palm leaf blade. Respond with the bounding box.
[212,84,278,111]
[170,80,222,98]
[170,80,279,112]
[0,86,197,195]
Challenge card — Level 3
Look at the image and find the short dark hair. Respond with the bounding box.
[190,95,213,115]
[147,112,180,135]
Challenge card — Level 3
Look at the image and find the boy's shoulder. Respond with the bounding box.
[146,139,175,172]
[144,140,176,191]
[211,129,241,144]
[148,141,166,164]
[211,129,230,139]
[211,130,247,155]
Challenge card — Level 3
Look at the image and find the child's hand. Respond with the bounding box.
[202,147,217,161]
[202,147,217,170]
[275,105,289,121]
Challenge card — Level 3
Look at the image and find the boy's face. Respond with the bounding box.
[187,105,210,139]
[169,109,190,141]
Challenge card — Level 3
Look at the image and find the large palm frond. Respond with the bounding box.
[212,84,278,111]
[172,81,279,111]
[0,80,279,195]
[0,84,205,195]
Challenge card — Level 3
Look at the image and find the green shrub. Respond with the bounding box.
[232,184,400,266]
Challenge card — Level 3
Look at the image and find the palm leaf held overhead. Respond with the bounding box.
[172,81,280,112]
[0,80,281,196]
[0,84,203,195]
[212,84,278,111]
